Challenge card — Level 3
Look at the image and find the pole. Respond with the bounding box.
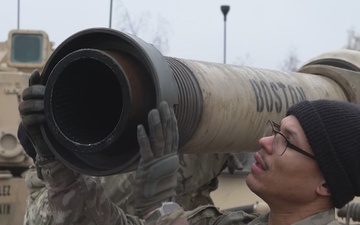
[17,0,20,29]
[109,0,113,28]
[221,5,230,64]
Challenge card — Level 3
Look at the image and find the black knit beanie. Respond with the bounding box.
[286,100,360,208]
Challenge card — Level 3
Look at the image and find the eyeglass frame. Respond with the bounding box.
[265,120,316,160]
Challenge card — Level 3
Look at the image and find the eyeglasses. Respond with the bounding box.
[263,120,316,160]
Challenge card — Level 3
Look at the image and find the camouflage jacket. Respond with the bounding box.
[24,159,342,225]
[24,153,229,224]
[184,206,341,225]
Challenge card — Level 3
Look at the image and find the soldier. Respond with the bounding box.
[19,70,229,224]
[22,150,228,217]
[20,70,360,225]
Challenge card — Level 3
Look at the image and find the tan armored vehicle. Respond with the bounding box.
[0,29,54,225]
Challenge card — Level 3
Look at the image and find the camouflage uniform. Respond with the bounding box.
[24,158,342,225]
[184,206,341,225]
[24,153,229,224]
[99,153,229,214]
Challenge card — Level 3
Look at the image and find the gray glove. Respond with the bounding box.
[18,70,54,165]
[134,101,179,218]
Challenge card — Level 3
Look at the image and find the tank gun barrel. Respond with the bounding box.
[39,28,360,176]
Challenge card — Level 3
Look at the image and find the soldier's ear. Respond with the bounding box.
[316,183,331,197]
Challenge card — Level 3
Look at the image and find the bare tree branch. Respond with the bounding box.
[113,0,171,54]
[281,48,300,72]
[345,27,360,51]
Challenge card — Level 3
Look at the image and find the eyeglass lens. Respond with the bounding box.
[264,121,287,156]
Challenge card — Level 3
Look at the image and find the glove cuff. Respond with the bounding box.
[36,155,56,165]
[35,155,56,180]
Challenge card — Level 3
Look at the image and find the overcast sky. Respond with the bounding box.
[1,0,360,70]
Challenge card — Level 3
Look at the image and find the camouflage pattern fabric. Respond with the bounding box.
[243,208,342,225]
[24,153,229,224]
[185,205,258,225]
[100,153,229,214]
[99,171,137,215]
[24,165,53,224]
[175,153,229,209]
[24,160,342,225]
[25,160,145,225]
[184,206,342,225]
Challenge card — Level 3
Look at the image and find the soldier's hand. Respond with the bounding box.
[18,70,54,163]
[134,101,179,218]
